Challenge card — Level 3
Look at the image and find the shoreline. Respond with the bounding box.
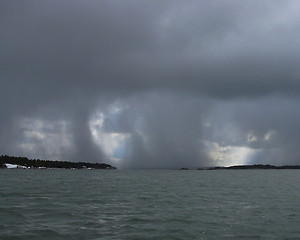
[0,155,116,170]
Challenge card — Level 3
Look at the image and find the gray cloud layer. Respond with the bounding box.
[1,1,300,168]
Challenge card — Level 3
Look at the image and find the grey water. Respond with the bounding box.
[1,169,300,240]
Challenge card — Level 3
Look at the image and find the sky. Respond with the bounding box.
[1,0,300,169]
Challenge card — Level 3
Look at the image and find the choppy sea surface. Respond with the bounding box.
[1,169,300,240]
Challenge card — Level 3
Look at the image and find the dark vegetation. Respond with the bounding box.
[198,164,300,170]
[0,155,116,169]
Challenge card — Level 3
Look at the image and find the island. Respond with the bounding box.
[0,155,116,170]
[197,164,300,170]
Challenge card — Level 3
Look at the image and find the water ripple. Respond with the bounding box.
[1,169,300,239]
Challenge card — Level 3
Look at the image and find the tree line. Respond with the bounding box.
[0,155,116,169]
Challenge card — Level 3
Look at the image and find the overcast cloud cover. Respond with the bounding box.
[1,0,300,168]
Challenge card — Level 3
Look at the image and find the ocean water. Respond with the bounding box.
[1,169,300,239]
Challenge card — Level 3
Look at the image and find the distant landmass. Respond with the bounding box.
[197,164,300,170]
[0,155,116,169]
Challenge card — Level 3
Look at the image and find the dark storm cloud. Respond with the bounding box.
[1,0,300,167]
[2,0,300,100]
